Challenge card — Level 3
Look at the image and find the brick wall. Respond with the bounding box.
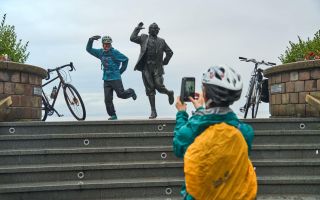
[0,62,46,121]
[268,68,320,117]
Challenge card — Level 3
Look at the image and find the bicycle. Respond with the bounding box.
[41,62,86,121]
[239,57,276,119]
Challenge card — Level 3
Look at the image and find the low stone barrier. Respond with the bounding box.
[264,60,320,117]
[0,61,47,121]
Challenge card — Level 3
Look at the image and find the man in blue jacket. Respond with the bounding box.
[86,35,137,120]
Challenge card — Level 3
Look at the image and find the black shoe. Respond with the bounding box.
[168,90,174,105]
[132,91,137,100]
[149,110,157,119]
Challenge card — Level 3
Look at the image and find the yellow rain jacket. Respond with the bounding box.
[173,107,257,200]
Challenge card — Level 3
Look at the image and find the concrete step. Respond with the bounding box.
[0,146,178,166]
[244,118,320,131]
[257,195,320,200]
[110,198,180,200]
[111,198,320,200]
[253,159,320,177]
[0,176,319,199]
[251,144,320,160]
[0,130,319,150]
[254,130,320,145]
[1,143,318,165]
[257,176,320,195]
[0,132,173,150]
[0,120,175,135]
[0,177,182,200]
[0,161,184,185]
[0,118,319,135]
[0,159,319,185]
[0,144,318,166]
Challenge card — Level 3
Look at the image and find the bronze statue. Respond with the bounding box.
[130,22,174,119]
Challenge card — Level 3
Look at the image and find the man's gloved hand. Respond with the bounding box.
[90,35,101,41]
[137,22,145,30]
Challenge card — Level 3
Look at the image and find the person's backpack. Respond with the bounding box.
[184,123,257,200]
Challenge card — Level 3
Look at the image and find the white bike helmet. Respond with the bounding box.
[202,65,243,106]
[101,35,112,44]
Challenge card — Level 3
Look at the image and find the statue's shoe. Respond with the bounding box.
[168,91,174,105]
[132,90,137,100]
[149,111,157,119]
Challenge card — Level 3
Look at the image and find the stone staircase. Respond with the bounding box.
[0,118,319,200]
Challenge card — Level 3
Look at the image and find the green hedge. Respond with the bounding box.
[279,30,320,64]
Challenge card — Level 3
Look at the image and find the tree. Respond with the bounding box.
[0,14,30,63]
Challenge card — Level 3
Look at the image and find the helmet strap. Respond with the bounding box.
[205,99,213,108]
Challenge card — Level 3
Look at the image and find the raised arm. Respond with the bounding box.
[130,22,145,44]
[86,36,101,59]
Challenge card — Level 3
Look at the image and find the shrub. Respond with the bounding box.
[279,30,320,64]
[0,14,30,63]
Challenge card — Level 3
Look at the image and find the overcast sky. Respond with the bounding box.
[1,0,320,121]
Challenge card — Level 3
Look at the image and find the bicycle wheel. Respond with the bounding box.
[41,96,49,121]
[252,83,261,118]
[63,83,86,120]
[243,78,255,119]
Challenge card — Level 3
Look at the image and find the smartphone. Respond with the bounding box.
[180,77,195,102]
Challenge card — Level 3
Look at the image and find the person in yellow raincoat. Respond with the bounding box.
[173,65,257,200]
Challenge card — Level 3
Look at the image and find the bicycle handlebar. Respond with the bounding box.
[239,57,276,66]
[46,62,75,80]
[267,62,276,65]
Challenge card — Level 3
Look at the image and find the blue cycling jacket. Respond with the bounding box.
[86,39,128,80]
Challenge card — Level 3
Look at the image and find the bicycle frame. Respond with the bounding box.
[41,62,86,121]
[42,68,68,117]
[248,63,263,98]
[245,64,263,117]
[239,57,276,118]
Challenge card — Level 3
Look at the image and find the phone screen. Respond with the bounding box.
[180,77,195,102]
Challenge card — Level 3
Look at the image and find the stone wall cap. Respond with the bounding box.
[0,61,47,79]
[264,59,320,77]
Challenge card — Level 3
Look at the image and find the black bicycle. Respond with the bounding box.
[239,57,276,118]
[41,62,86,121]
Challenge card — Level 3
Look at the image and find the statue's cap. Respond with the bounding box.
[149,23,160,30]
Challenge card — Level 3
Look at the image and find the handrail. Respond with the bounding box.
[0,96,12,110]
[305,94,320,111]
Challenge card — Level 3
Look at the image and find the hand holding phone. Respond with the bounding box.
[180,77,195,103]
[189,92,204,109]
